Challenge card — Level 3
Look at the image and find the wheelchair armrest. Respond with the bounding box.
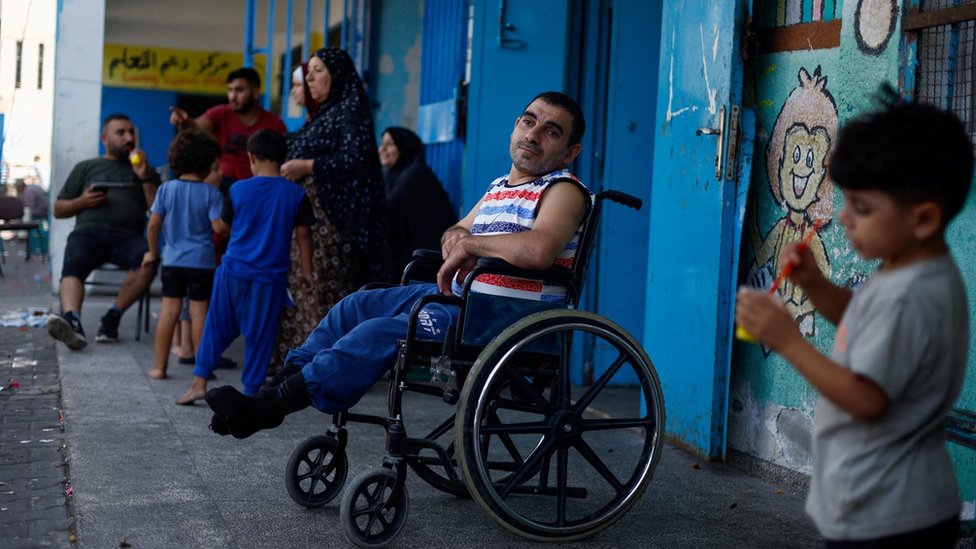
[400,249,444,285]
[470,257,575,286]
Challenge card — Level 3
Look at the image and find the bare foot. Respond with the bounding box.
[148,368,167,380]
[176,387,206,405]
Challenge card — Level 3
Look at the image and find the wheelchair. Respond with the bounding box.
[282,190,666,548]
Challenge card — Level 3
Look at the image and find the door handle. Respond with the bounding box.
[696,105,726,180]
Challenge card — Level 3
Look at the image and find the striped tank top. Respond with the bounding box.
[461,169,592,302]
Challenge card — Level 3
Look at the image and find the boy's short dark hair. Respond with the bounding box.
[168,130,222,179]
[247,129,287,165]
[829,94,974,223]
[227,67,261,88]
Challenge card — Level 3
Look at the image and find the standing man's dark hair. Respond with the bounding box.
[525,91,586,146]
[102,113,131,130]
[227,67,261,88]
[247,129,287,165]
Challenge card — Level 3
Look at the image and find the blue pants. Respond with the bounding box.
[285,283,457,413]
[195,267,289,395]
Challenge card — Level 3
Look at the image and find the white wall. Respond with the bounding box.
[0,0,57,188]
[50,0,107,291]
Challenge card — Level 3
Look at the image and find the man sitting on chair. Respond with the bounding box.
[47,113,160,349]
[205,91,592,438]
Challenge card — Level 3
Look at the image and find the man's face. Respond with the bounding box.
[509,99,580,177]
[227,78,258,113]
[101,119,136,161]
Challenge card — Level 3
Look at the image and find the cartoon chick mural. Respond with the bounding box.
[751,66,838,336]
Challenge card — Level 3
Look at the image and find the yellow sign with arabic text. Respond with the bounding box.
[103,44,267,95]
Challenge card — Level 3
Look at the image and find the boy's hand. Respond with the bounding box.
[780,242,822,289]
[141,251,158,269]
[735,288,801,351]
[301,268,314,285]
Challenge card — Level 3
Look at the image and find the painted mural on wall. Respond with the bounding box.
[750,66,838,337]
[854,0,897,55]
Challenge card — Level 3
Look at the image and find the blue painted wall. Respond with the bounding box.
[369,0,422,144]
[100,87,178,173]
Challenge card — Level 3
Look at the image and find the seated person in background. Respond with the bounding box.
[205,91,591,439]
[378,127,457,278]
[176,129,314,404]
[47,113,160,349]
[144,130,226,381]
[15,178,49,219]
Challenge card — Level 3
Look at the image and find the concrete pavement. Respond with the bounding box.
[1,237,823,548]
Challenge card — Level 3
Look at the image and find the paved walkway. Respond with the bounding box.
[0,239,73,548]
[0,237,826,548]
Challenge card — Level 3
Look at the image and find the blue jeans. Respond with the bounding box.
[285,283,458,413]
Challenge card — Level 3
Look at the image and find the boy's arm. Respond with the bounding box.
[781,242,852,325]
[295,225,314,283]
[143,213,163,268]
[212,219,230,237]
[735,290,889,421]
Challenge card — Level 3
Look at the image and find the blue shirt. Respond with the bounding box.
[221,175,313,287]
[150,179,224,269]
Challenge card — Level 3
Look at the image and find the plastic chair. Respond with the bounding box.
[0,196,43,277]
[84,264,152,341]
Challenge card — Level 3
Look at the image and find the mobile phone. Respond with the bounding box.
[90,184,109,194]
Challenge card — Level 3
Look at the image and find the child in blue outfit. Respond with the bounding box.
[144,130,225,380]
[177,129,315,404]
[736,94,973,547]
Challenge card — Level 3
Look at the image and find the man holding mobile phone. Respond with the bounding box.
[48,113,161,350]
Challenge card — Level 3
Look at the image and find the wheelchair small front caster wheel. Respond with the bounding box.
[285,435,348,508]
[340,468,409,548]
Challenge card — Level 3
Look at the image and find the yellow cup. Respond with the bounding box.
[129,152,142,166]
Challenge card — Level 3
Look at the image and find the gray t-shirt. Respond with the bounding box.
[807,254,968,540]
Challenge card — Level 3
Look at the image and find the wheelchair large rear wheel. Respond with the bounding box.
[456,309,665,542]
[285,435,348,508]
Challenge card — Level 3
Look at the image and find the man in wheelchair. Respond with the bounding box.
[206,91,593,439]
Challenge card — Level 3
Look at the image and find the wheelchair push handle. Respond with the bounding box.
[600,190,642,211]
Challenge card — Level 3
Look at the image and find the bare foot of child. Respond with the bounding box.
[148,368,167,380]
[176,386,206,406]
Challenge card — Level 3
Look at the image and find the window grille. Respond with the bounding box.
[37,43,44,90]
[14,40,22,89]
[909,0,976,153]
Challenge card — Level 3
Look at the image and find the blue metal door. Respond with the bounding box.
[646,0,752,459]
[463,0,572,210]
[417,0,467,210]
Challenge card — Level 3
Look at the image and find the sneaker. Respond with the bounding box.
[95,309,121,343]
[47,314,88,350]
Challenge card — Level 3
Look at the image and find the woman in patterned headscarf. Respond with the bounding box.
[273,48,387,371]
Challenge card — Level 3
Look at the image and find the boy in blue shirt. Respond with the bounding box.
[144,130,225,380]
[177,129,314,404]
[736,96,973,547]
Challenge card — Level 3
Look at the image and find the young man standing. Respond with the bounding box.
[168,67,287,191]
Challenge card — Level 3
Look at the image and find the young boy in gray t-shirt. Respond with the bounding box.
[736,95,973,547]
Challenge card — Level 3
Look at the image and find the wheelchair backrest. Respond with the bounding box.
[567,190,644,306]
